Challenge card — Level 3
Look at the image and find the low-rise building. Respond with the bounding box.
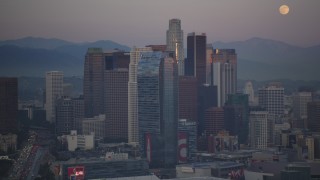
[56,157,149,180]
[176,161,244,179]
[66,130,94,151]
[82,114,106,140]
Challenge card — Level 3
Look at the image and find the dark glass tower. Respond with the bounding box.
[84,48,105,118]
[178,76,198,122]
[105,69,129,142]
[84,48,130,119]
[138,51,178,167]
[0,77,18,134]
[185,32,207,86]
[224,93,249,144]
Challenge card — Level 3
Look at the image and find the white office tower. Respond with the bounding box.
[212,49,237,107]
[258,83,284,116]
[45,71,63,123]
[243,81,255,105]
[128,47,153,145]
[213,62,236,107]
[292,91,312,128]
[166,18,184,75]
[250,111,274,149]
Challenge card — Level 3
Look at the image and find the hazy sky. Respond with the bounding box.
[1,0,319,47]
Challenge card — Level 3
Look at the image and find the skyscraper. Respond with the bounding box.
[84,48,130,125]
[225,93,249,144]
[166,19,184,75]
[55,96,84,135]
[293,91,312,128]
[258,83,284,116]
[0,77,18,134]
[128,47,153,145]
[105,69,128,142]
[84,48,105,118]
[186,32,207,85]
[138,51,178,167]
[56,97,74,135]
[204,107,224,136]
[307,101,320,132]
[198,84,218,135]
[45,71,63,123]
[250,111,274,149]
[212,49,237,107]
[178,76,198,122]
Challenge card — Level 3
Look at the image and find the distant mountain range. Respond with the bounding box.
[0,37,130,77]
[0,36,319,80]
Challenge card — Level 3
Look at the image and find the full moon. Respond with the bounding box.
[279,5,290,15]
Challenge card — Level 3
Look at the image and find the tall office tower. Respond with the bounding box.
[212,49,237,107]
[128,47,153,145]
[204,107,224,136]
[307,101,320,132]
[105,69,128,142]
[138,51,178,167]
[293,92,312,129]
[258,83,284,116]
[243,81,255,105]
[84,48,105,118]
[45,71,63,123]
[224,94,249,144]
[56,96,84,135]
[166,19,184,75]
[56,97,74,135]
[249,111,274,149]
[0,78,18,134]
[198,84,217,135]
[178,76,198,122]
[72,96,85,134]
[206,44,213,85]
[185,32,207,85]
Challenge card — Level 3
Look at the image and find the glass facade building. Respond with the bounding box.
[138,51,178,167]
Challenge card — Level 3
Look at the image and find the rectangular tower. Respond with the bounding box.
[83,48,105,118]
[138,51,178,167]
[250,111,275,149]
[258,83,284,116]
[293,91,312,128]
[45,71,63,123]
[0,77,18,134]
[128,47,153,145]
[105,69,129,142]
[178,76,198,122]
[212,49,237,107]
[307,101,320,132]
[56,96,84,135]
[186,32,207,86]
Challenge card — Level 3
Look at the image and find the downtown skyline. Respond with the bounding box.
[1,0,320,47]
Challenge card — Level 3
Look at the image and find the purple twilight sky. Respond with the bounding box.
[1,0,320,47]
